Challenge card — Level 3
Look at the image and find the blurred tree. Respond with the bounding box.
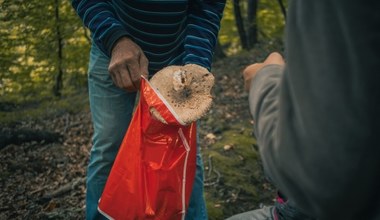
[218,0,287,54]
[247,0,258,48]
[53,0,64,97]
[233,0,249,50]
[0,0,90,101]
[213,39,227,60]
[277,0,287,19]
[233,0,258,50]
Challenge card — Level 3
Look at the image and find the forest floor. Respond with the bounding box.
[0,45,282,220]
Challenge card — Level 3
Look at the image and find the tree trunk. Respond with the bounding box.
[277,0,287,20]
[53,0,63,97]
[233,0,249,50]
[213,39,226,60]
[247,0,258,49]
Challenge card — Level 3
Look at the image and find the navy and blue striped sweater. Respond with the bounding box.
[71,0,226,73]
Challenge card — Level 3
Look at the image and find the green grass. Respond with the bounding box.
[0,92,89,126]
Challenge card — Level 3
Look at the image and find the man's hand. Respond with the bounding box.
[108,37,149,92]
[242,52,285,92]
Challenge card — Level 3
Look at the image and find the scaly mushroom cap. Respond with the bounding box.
[149,64,214,125]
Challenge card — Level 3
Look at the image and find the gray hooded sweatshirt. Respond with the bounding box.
[249,1,380,219]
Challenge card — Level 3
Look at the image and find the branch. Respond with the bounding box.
[277,0,287,20]
[0,128,62,149]
[42,177,85,200]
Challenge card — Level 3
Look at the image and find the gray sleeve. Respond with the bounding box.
[249,1,380,219]
[249,64,283,145]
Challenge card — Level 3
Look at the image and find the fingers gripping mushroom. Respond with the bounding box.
[149,64,215,125]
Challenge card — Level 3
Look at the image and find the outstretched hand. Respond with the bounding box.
[242,52,285,91]
[108,37,149,92]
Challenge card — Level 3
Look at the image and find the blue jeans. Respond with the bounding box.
[86,43,208,220]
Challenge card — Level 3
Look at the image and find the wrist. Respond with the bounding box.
[111,36,134,55]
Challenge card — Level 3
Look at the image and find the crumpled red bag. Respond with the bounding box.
[98,77,197,220]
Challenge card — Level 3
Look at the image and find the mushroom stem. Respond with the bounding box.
[172,69,193,100]
[173,70,187,92]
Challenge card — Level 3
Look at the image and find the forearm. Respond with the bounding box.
[249,65,283,140]
[183,0,226,70]
[248,64,285,186]
[71,0,129,56]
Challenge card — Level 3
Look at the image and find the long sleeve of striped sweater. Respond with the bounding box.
[184,0,225,69]
[71,0,225,72]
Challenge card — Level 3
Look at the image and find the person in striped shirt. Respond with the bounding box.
[71,1,226,219]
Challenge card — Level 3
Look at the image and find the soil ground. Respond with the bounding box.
[0,46,281,219]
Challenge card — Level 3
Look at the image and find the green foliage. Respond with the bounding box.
[219,0,287,54]
[218,1,241,54]
[0,0,286,102]
[0,0,90,100]
[258,0,287,40]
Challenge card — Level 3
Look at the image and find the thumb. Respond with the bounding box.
[242,63,265,92]
[139,54,149,79]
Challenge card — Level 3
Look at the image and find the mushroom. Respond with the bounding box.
[149,64,215,125]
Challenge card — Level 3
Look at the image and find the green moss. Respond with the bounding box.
[206,198,225,220]
[203,121,270,218]
[0,92,89,126]
[208,131,259,190]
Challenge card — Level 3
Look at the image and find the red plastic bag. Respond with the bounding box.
[98,77,197,220]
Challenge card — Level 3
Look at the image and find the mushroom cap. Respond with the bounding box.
[149,64,215,125]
